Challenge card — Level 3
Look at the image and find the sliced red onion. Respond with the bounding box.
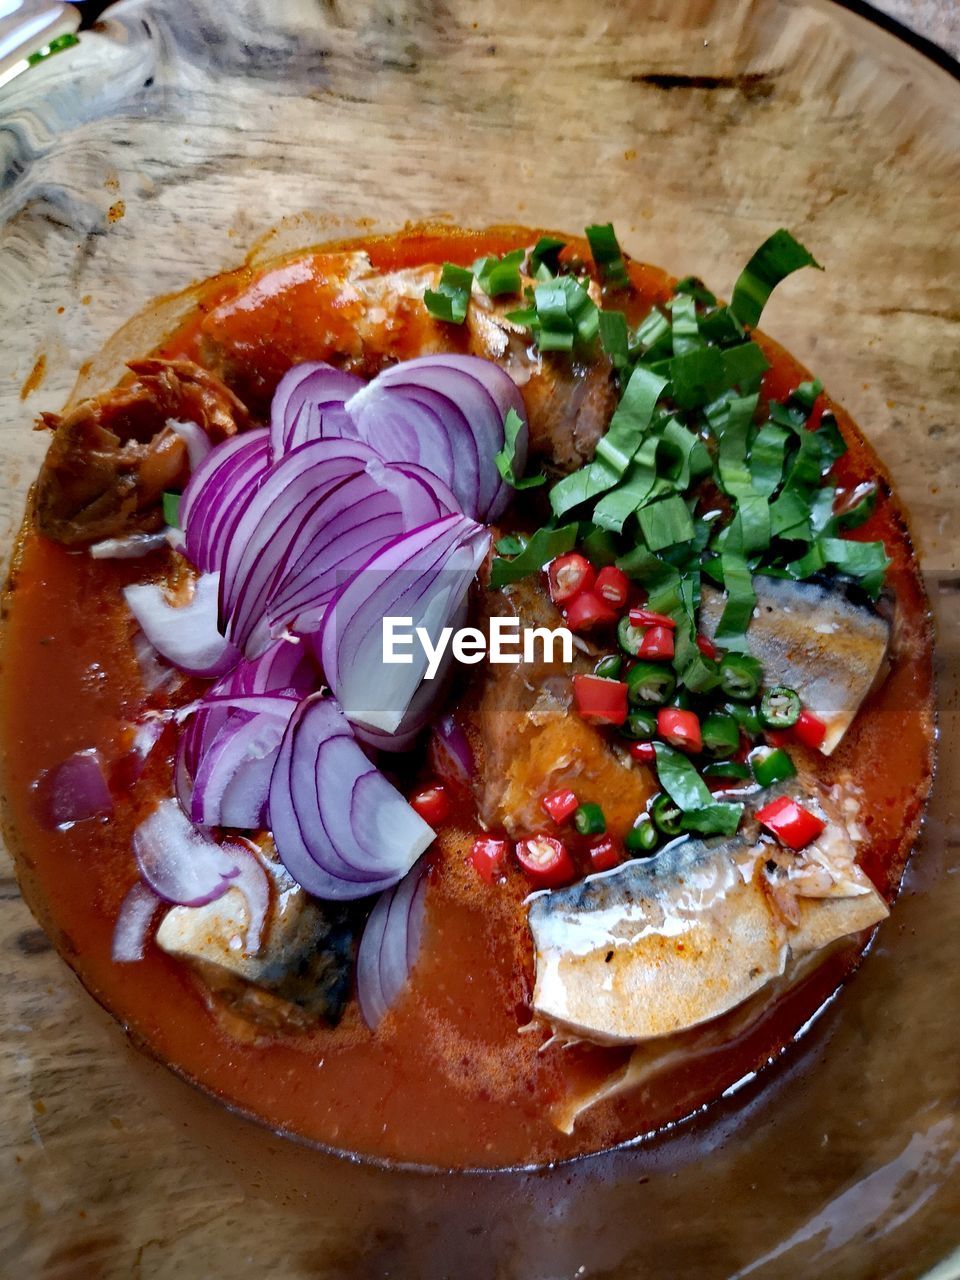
[429,714,475,786]
[38,749,113,829]
[124,572,240,679]
[356,857,430,1030]
[131,716,165,763]
[344,355,527,522]
[190,711,289,828]
[218,438,382,653]
[317,513,490,734]
[112,881,162,962]
[269,361,364,458]
[268,696,434,900]
[263,456,458,644]
[181,428,270,574]
[167,418,213,471]
[90,530,170,560]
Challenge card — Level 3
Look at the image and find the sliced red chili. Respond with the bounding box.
[542,788,579,825]
[629,740,657,764]
[514,834,575,888]
[572,674,628,726]
[595,565,630,609]
[637,625,675,660]
[588,835,621,873]
[657,707,702,754]
[409,784,451,826]
[548,553,595,604]
[469,836,509,884]
[696,633,720,660]
[564,590,618,632]
[793,708,828,751]
[756,795,825,851]
[629,608,677,630]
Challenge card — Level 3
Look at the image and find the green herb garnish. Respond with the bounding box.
[585,222,630,289]
[494,408,544,491]
[489,523,578,589]
[162,491,181,529]
[730,229,822,329]
[423,262,473,324]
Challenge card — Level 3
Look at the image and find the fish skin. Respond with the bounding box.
[156,845,357,1031]
[700,574,890,754]
[528,782,888,1045]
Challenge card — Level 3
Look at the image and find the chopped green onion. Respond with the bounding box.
[627,661,676,706]
[790,377,823,412]
[730,229,823,329]
[670,293,702,356]
[579,523,620,566]
[760,686,802,729]
[750,746,797,788]
[719,652,763,700]
[550,365,668,518]
[598,309,631,371]
[573,803,606,836]
[585,222,630,289]
[423,262,473,324]
[637,494,695,552]
[494,408,544,490]
[489,523,578,588]
[162,491,181,529]
[529,236,566,276]
[674,276,717,307]
[473,248,524,297]
[494,533,525,555]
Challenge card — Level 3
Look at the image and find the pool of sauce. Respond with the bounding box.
[0,227,935,1168]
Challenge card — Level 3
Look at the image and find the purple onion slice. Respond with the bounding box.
[38,749,113,829]
[356,857,430,1030]
[268,696,434,901]
[269,361,364,458]
[317,513,490,735]
[344,354,527,521]
[181,429,270,574]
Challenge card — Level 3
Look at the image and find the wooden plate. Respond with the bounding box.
[0,1,957,1274]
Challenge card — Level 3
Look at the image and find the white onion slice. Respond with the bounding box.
[112,881,162,962]
[90,530,170,560]
[167,418,213,471]
[124,572,239,679]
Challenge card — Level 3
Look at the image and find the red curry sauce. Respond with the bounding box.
[0,227,934,1168]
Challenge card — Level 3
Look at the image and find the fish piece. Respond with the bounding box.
[528,782,887,1045]
[700,574,890,753]
[35,358,249,545]
[472,574,654,835]
[199,249,616,472]
[155,839,356,1031]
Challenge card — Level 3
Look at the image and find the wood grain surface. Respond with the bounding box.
[0,2,958,1277]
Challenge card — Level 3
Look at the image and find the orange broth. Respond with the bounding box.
[0,227,934,1168]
